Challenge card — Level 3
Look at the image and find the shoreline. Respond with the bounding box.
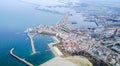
[40,36,94,66]
[40,36,64,66]
[48,36,63,57]
[51,36,60,43]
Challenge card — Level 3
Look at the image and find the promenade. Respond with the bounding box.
[10,48,33,66]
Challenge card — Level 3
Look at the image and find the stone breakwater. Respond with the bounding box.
[10,48,33,66]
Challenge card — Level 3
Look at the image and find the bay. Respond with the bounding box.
[0,0,61,66]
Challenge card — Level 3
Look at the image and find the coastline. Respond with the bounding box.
[39,36,65,66]
[40,36,94,66]
[51,36,60,43]
[48,36,63,57]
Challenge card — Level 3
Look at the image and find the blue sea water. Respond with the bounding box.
[0,0,99,66]
[0,0,62,66]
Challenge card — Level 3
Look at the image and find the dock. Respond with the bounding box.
[10,48,33,66]
[27,33,36,54]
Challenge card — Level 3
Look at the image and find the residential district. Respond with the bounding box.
[22,0,120,66]
[26,12,120,66]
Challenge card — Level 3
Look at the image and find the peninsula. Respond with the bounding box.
[25,12,120,66]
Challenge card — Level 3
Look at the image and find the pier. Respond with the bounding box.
[10,48,33,66]
[27,33,36,54]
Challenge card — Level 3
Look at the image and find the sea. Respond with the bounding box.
[0,0,98,66]
[0,0,62,66]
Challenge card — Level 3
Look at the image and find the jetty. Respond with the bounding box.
[10,48,33,66]
[27,33,36,54]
